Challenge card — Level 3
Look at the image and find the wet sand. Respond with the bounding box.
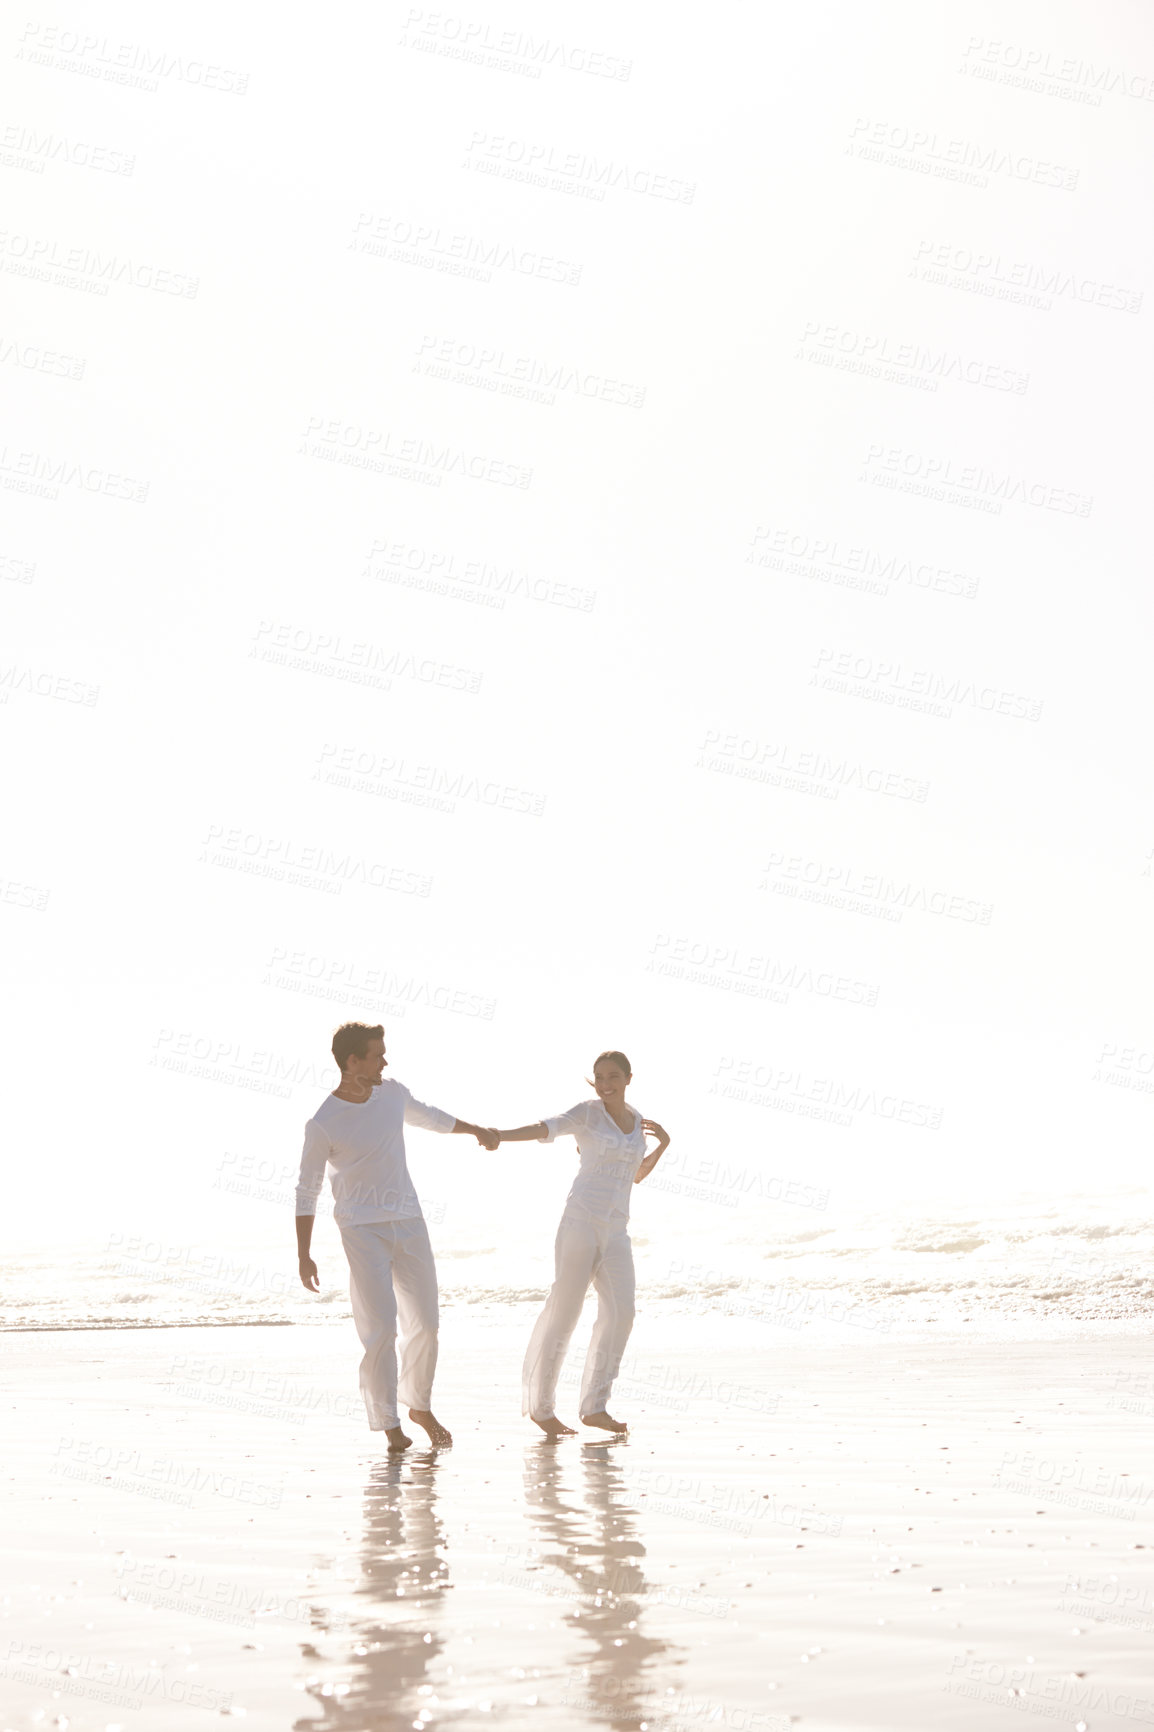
[2,1317,1152,1731]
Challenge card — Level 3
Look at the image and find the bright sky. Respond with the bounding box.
[4,0,1152,1257]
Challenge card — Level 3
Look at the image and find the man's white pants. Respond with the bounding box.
[523,1208,636,1419]
[339,1217,439,1431]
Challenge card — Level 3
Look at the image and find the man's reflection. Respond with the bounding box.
[297,1451,447,1731]
[522,1441,682,1730]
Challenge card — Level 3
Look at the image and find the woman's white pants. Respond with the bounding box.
[523,1208,636,1419]
[339,1217,439,1430]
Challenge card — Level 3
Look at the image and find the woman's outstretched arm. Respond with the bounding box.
[491,1123,548,1143]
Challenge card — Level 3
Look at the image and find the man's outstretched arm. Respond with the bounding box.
[450,1118,500,1149]
[403,1089,498,1149]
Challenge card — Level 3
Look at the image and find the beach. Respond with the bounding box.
[5,0,1151,1719]
[3,1316,1152,1732]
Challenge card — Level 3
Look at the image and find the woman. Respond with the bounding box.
[492,1051,670,1437]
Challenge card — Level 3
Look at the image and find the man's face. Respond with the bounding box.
[347,1036,387,1086]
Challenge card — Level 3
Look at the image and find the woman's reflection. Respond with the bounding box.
[297,1451,448,1731]
[522,1441,682,1730]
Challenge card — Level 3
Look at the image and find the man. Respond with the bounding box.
[295,1021,497,1451]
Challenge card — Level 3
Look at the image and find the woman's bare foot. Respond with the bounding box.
[408,1408,452,1447]
[582,1410,627,1433]
[531,1415,577,1437]
[385,1425,412,1452]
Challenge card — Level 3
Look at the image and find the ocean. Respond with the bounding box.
[4,1189,1151,1335]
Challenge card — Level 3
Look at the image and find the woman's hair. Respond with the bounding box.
[591,1049,632,1081]
[332,1022,384,1071]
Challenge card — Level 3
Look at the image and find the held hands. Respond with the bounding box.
[474,1126,501,1151]
[635,1119,670,1185]
[299,1257,319,1292]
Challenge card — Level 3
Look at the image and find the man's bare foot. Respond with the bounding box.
[582,1410,628,1433]
[385,1426,412,1452]
[408,1408,452,1447]
[531,1415,577,1437]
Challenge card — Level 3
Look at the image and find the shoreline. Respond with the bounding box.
[4,1321,1153,1729]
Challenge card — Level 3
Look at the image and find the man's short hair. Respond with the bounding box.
[332,1022,384,1071]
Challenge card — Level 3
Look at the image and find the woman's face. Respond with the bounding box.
[593,1062,630,1106]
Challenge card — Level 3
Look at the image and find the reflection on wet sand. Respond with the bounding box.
[296,1441,686,1731]
[297,1451,448,1731]
[523,1440,684,1730]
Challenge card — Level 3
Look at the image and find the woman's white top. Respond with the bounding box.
[541,1098,647,1223]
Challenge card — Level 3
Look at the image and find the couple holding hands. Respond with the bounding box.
[294,1022,670,1449]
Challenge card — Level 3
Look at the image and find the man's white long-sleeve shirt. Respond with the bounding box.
[295,1079,455,1226]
